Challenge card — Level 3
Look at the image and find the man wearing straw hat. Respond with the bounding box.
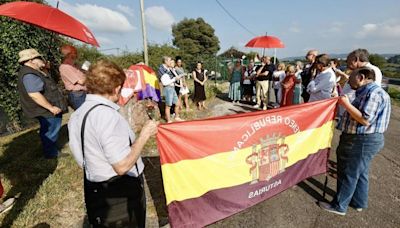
[17,48,67,159]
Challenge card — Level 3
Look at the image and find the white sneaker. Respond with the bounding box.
[355,208,363,212]
[253,104,260,108]
[0,198,16,215]
[263,106,267,110]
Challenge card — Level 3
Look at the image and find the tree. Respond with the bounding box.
[109,44,181,71]
[388,55,400,64]
[147,44,182,70]
[369,54,386,69]
[76,44,104,66]
[172,18,220,68]
[219,47,246,59]
[0,0,63,130]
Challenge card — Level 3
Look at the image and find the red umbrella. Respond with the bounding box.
[245,35,285,48]
[0,1,99,47]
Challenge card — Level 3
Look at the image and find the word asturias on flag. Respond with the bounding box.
[157,98,338,227]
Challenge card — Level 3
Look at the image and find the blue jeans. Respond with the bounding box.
[68,91,86,110]
[37,114,62,158]
[332,133,384,212]
[163,86,178,107]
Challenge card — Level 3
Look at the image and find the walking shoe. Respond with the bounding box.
[318,201,346,216]
[253,104,260,108]
[355,208,363,212]
[0,198,16,215]
[263,106,267,110]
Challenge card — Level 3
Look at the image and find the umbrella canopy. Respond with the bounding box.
[0,1,99,47]
[118,64,161,106]
[245,35,284,48]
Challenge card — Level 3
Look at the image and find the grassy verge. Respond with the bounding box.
[0,123,86,227]
[0,80,226,227]
[388,86,400,106]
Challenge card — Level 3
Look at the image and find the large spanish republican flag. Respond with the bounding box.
[157,98,338,227]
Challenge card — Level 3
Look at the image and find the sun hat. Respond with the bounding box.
[18,48,43,63]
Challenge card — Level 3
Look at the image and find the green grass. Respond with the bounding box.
[382,63,400,79]
[388,86,400,106]
[0,81,225,227]
[0,123,86,227]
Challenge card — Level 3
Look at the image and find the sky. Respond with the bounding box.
[47,0,400,58]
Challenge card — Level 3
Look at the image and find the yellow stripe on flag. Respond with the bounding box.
[162,120,335,204]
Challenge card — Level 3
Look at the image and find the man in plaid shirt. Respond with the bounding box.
[319,67,391,215]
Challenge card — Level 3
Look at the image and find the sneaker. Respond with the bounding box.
[318,201,346,216]
[263,106,267,110]
[0,198,16,215]
[253,104,260,108]
[355,208,363,212]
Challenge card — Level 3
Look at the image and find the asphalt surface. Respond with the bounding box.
[208,97,400,228]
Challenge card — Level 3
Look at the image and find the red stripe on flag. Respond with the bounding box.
[158,98,338,165]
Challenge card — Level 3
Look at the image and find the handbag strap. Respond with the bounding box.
[80,103,140,177]
[81,104,111,169]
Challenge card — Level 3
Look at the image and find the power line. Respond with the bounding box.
[215,0,256,36]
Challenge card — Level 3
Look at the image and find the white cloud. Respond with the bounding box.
[145,6,175,31]
[55,0,135,33]
[117,4,134,17]
[97,36,114,45]
[356,19,400,39]
[288,22,301,33]
[289,22,301,33]
[317,22,344,38]
[289,26,301,33]
[327,22,344,33]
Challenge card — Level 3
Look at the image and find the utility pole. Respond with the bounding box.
[140,0,149,65]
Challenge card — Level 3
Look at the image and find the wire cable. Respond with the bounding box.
[215,0,257,36]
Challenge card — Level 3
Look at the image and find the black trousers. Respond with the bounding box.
[84,174,146,228]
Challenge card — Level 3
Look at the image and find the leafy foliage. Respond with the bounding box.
[388,55,400,64]
[219,47,246,59]
[172,18,220,69]
[369,54,387,69]
[75,44,103,66]
[108,44,181,70]
[0,0,62,128]
[147,44,182,70]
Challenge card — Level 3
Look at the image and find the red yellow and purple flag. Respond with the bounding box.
[157,98,338,227]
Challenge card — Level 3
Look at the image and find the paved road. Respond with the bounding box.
[208,97,400,228]
[145,95,400,228]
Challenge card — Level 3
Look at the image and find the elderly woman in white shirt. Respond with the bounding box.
[68,60,158,227]
[272,63,286,104]
[307,54,337,102]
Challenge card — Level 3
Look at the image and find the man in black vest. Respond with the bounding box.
[17,49,67,159]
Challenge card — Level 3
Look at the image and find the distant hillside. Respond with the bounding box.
[282,53,399,61]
